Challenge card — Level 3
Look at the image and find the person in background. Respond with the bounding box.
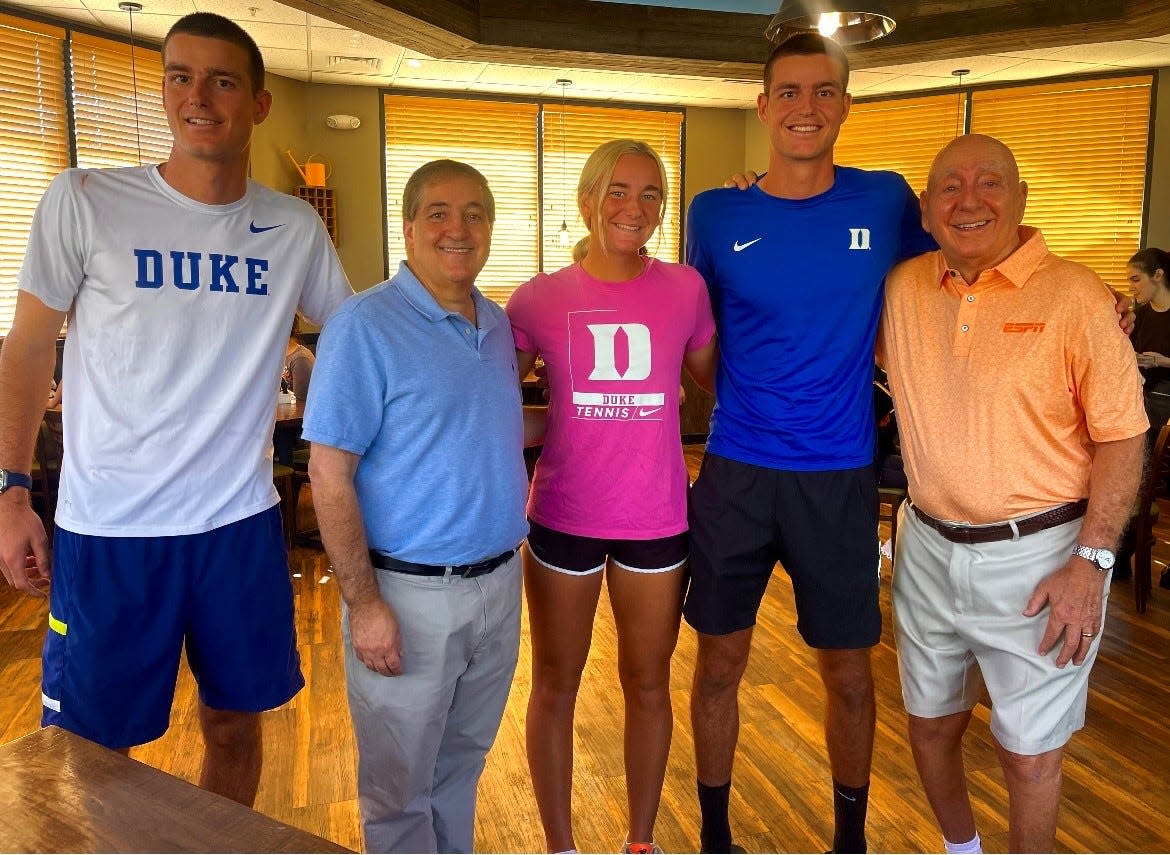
[306,159,542,854]
[879,133,1146,855]
[1128,247,1170,447]
[283,312,316,401]
[507,139,717,855]
[0,12,351,806]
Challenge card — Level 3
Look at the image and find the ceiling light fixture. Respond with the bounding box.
[556,78,572,249]
[118,2,143,165]
[952,68,969,137]
[765,1,895,46]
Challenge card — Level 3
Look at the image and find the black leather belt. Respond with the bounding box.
[911,499,1088,545]
[368,548,515,578]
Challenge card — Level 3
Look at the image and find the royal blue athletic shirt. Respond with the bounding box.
[686,166,936,471]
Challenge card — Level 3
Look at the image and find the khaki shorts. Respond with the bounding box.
[892,505,1108,755]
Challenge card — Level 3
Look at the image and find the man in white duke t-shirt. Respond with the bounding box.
[0,13,351,805]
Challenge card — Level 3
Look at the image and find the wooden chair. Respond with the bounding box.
[878,485,907,558]
[1133,422,1170,613]
[273,463,296,552]
[31,410,64,534]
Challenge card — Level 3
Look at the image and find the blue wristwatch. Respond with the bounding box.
[0,469,32,494]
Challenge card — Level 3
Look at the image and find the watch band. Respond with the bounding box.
[0,469,33,493]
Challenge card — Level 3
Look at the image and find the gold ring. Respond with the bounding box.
[1081,632,1094,639]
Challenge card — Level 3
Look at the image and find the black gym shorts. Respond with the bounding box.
[682,453,881,649]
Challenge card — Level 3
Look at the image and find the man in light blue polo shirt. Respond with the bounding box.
[304,159,537,854]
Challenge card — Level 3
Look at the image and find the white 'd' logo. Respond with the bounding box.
[587,323,651,381]
[848,228,871,250]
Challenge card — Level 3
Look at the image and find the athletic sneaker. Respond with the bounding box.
[622,842,663,854]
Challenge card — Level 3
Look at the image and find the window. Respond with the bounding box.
[0,15,170,336]
[834,76,1152,291]
[71,32,171,168]
[970,76,1151,290]
[542,104,683,272]
[384,92,684,305]
[0,14,68,335]
[384,95,540,306]
[834,93,963,195]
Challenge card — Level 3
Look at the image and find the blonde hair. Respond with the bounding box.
[574,139,667,261]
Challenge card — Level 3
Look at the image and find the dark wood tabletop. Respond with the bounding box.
[0,726,351,853]
[275,398,306,431]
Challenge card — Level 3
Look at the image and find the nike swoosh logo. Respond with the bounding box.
[637,407,663,417]
[733,238,762,252]
[249,220,285,233]
[835,788,857,802]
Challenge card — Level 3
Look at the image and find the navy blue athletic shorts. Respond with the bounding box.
[683,453,881,648]
[41,505,304,748]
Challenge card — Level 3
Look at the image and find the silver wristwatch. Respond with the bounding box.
[1071,544,1116,572]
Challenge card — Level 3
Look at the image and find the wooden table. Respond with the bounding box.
[0,726,351,853]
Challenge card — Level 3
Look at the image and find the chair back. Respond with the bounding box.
[1133,422,1170,612]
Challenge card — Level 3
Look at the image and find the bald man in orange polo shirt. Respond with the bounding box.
[878,134,1147,854]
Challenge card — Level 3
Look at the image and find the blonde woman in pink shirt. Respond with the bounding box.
[507,139,718,854]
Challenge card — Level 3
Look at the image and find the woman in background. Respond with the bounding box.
[507,139,717,854]
[1130,247,1170,446]
[283,312,316,401]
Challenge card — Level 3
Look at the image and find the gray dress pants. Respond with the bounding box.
[343,554,522,853]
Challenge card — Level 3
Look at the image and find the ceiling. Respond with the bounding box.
[3,0,1169,108]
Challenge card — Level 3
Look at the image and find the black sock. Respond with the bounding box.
[698,779,732,853]
[831,779,869,854]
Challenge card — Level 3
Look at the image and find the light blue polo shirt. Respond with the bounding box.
[303,261,528,565]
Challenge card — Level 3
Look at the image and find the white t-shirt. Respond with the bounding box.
[19,165,352,536]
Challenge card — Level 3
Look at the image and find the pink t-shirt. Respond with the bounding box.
[507,259,716,539]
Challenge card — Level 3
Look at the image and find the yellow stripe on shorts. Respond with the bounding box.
[48,613,67,636]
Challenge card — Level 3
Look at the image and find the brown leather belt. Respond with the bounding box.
[911,499,1088,545]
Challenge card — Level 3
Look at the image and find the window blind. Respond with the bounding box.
[384,95,540,305]
[70,31,171,169]
[541,104,684,271]
[833,92,964,196]
[970,76,1151,291]
[0,13,68,336]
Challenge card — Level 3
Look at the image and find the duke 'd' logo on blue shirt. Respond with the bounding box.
[133,249,270,295]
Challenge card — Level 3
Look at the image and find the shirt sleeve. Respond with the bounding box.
[18,170,88,312]
[301,300,387,456]
[684,265,717,351]
[895,176,937,262]
[505,277,539,354]
[296,213,353,326]
[1070,278,1149,443]
[685,194,714,289]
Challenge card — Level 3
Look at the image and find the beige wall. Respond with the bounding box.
[252,76,386,293]
[251,73,308,193]
[683,107,752,206]
[1147,67,1170,251]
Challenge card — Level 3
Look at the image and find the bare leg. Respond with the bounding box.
[816,648,876,788]
[524,547,604,853]
[995,743,1064,853]
[907,711,978,844]
[607,560,685,844]
[691,628,753,787]
[198,704,262,806]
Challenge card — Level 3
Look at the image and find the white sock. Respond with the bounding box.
[944,832,982,854]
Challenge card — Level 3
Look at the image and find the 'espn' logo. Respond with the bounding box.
[1003,322,1045,333]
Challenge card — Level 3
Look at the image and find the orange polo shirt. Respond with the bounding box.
[878,226,1147,524]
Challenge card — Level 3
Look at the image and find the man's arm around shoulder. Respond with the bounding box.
[1025,434,1145,667]
[0,292,68,596]
[309,443,404,677]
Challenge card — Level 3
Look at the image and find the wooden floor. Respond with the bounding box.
[3,464,1170,853]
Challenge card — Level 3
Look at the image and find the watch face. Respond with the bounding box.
[1097,549,1116,570]
[0,470,7,491]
